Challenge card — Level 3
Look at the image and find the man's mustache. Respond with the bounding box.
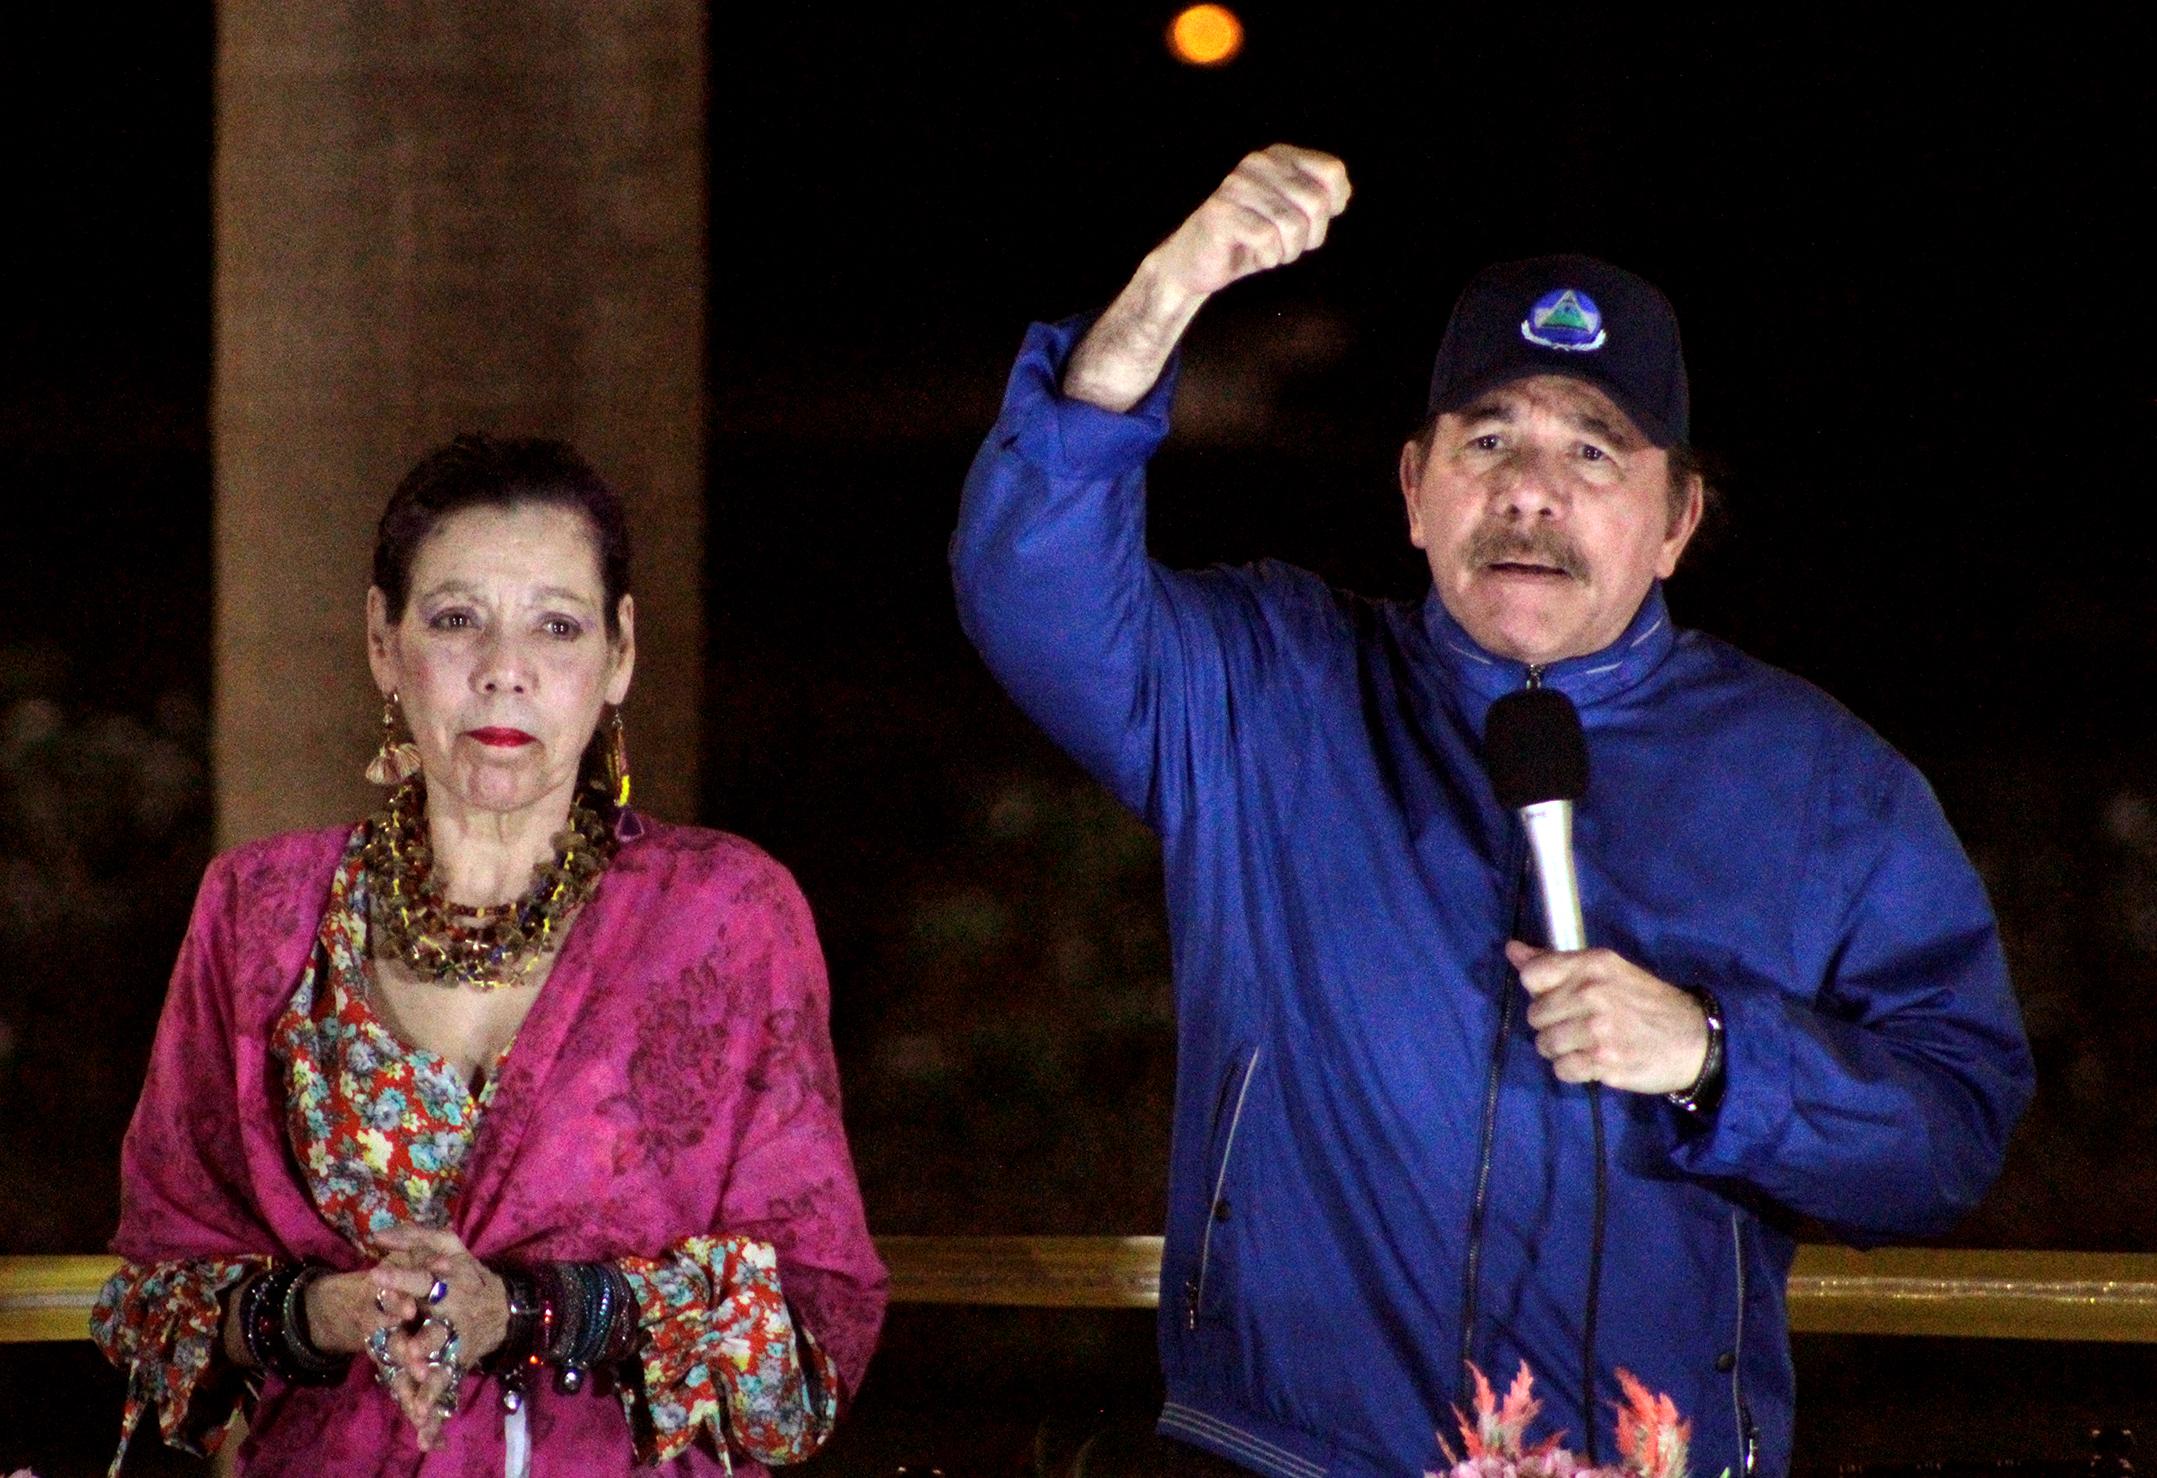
[1465,525,1584,579]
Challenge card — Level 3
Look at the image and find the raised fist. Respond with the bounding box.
[1063,144,1352,411]
[1151,144,1352,298]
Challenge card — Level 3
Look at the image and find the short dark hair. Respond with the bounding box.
[373,434,632,637]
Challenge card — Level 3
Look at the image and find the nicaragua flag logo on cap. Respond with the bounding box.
[1521,288,1607,352]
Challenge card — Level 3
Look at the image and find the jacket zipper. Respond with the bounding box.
[1456,957,1517,1375]
[1186,1046,1261,1330]
[1458,664,1545,1374]
[1730,1211,1758,1475]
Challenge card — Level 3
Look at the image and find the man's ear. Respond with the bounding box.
[1656,473,1706,579]
[1398,439,1429,549]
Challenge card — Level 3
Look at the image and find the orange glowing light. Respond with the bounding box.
[1169,4,1244,67]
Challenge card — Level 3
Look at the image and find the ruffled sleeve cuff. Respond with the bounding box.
[90,1256,268,1474]
[616,1234,840,1467]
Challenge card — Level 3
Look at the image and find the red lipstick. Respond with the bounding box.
[467,727,536,748]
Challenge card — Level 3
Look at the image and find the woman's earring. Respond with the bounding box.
[601,709,631,809]
[364,692,423,786]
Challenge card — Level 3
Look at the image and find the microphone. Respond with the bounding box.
[1482,687,1590,951]
[1483,685,1610,1463]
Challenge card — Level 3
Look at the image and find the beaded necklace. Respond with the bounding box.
[363,779,616,990]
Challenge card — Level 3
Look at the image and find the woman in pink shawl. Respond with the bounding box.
[92,435,887,1476]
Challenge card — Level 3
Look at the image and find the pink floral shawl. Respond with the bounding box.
[111,817,888,1476]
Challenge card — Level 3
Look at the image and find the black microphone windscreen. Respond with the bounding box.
[1483,687,1589,809]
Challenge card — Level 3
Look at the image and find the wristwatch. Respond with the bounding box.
[1665,987,1725,1116]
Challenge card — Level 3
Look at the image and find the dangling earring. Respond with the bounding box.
[365,692,424,786]
[600,708,631,809]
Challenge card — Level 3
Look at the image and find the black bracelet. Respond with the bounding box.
[487,1265,544,1413]
[490,1266,542,1368]
[236,1265,286,1373]
[494,1265,550,1412]
[536,1262,582,1392]
[278,1265,347,1380]
[245,1265,302,1377]
[559,1262,605,1393]
[477,1260,640,1400]
[236,1263,346,1385]
[540,1261,639,1394]
[579,1264,611,1369]
[598,1264,638,1364]
[1666,987,1726,1116]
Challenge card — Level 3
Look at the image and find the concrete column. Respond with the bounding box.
[214,2,705,845]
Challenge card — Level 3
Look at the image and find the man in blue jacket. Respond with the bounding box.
[950,144,2032,1478]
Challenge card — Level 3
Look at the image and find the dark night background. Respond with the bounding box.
[5,3,2157,1472]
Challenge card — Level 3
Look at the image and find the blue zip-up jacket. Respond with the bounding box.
[951,319,2033,1478]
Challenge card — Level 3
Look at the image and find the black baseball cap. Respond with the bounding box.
[1426,254,1689,448]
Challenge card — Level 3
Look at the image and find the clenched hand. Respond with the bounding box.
[1508,939,1709,1094]
[1063,144,1352,412]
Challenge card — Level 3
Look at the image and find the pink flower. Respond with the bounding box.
[1441,1360,1562,1462]
[1429,1361,1700,1478]
[1612,1368,1693,1478]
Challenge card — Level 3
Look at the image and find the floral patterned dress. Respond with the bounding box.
[92,835,838,1474]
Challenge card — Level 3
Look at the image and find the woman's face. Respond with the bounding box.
[367,502,634,819]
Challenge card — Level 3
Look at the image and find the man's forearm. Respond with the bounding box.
[1061,144,1351,413]
[1061,251,1210,413]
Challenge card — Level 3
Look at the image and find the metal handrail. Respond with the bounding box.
[10,1240,2157,1345]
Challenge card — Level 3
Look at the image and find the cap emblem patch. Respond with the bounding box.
[1520,288,1607,352]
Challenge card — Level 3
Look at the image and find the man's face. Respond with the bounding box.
[1399,375,1702,666]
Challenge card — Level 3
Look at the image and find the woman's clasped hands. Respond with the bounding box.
[323,1224,511,1451]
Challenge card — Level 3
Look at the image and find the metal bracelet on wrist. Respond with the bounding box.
[236,1265,286,1373]
[1666,987,1726,1115]
[493,1266,542,1362]
[545,1261,637,1395]
[485,1265,544,1412]
[280,1265,347,1379]
[582,1263,615,1367]
[238,1262,346,1385]
[479,1260,640,1402]
[597,1264,639,1364]
[552,1262,600,1394]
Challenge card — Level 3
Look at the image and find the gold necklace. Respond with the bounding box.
[362,779,616,990]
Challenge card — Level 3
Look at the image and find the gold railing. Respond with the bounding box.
[9,1240,2157,1345]
[1,1255,119,1343]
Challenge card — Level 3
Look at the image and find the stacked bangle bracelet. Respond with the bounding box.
[237,1263,346,1384]
[242,1258,641,1412]
[484,1261,639,1409]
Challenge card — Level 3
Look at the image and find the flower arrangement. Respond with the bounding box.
[1429,1361,1724,1478]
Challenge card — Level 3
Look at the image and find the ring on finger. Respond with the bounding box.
[419,1314,463,1419]
[364,1324,398,1389]
[374,1287,392,1314]
[418,1313,461,1368]
[426,1276,449,1306]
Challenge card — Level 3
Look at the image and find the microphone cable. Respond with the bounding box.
[1584,1082,1607,1467]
